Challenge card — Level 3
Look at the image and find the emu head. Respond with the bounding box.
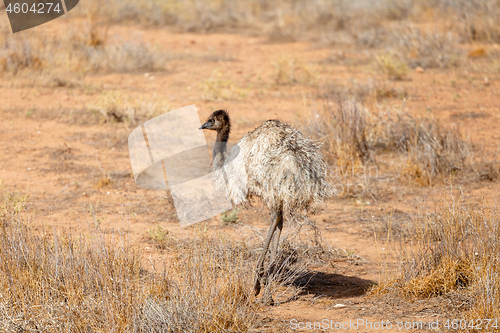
[199,110,230,132]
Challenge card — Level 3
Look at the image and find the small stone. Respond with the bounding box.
[484,77,490,86]
[415,66,424,73]
[334,304,346,308]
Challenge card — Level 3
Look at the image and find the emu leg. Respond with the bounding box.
[253,209,280,296]
[260,210,284,305]
[270,210,284,267]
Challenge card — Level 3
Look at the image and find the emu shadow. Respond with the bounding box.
[288,270,375,300]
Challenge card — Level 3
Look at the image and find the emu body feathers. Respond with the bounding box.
[215,119,330,213]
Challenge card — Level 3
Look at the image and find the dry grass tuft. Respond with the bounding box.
[375,111,471,186]
[73,41,166,74]
[65,24,167,74]
[435,0,500,43]
[0,189,28,227]
[306,90,472,187]
[307,96,371,170]
[374,193,500,321]
[89,92,170,125]
[146,226,170,250]
[0,37,45,74]
[90,91,132,124]
[95,175,112,189]
[0,24,166,77]
[273,56,314,86]
[135,236,256,332]
[374,53,409,80]
[394,27,462,69]
[221,208,239,225]
[90,0,179,27]
[201,69,245,101]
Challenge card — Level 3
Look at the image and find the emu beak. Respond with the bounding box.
[199,122,211,130]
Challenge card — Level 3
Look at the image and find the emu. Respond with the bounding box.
[200,110,330,304]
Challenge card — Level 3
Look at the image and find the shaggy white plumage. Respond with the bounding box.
[213,119,331,214]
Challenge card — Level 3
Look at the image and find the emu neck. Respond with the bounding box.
[212,124,230,170]
[216,124,230,144]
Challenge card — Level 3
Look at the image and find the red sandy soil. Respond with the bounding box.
[1,18,499,332]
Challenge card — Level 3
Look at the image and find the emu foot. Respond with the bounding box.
[253,277,261,296]
[253,269,267,296]
[254,271,275,305]
[257,292,275,306]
